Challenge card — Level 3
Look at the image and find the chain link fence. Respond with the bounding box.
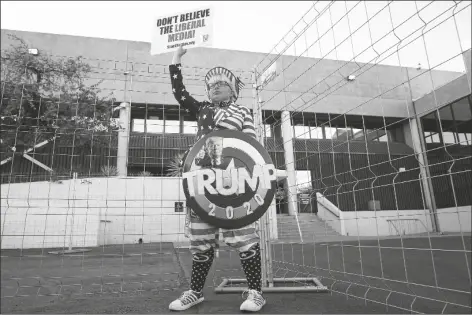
[1,1,471,314]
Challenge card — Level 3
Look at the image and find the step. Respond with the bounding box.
[278,224,335,230]
[277,223,337,230]
[277,232,341,237]
[277,219,326,224]
[276,216,340,235]
[280,222,335,228]
[278,232,339,237]
[279,231,337,235]
[277,225,337,231]
[277,225,339,236]
[280,230,338,234]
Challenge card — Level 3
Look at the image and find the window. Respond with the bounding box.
[420,97,472,209]
[310,126,323,139]
[324,127,336,139]
[147,118,164,133]
[442,132,456,144]
[295,170,312,193]
[363,129,375,141]
[294,125,310,139]
[132,116,164,134]
[424,131,441,143]
[286,115,404,142]
[377,134,388,142]
[293,125,323,139]
[425,132,432,143]
[334,127,353,140]
[264,124,272,138]
[351,128,363,140]
[183,121,197,134]
[132,119,145,133]
[457,133,471,145]
[422,97,472,147]
[165,119,180,134]
[164,113,180,134]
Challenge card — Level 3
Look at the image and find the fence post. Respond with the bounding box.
[117,102,131,177]
[69,171,78,250]
[252,67,274,288]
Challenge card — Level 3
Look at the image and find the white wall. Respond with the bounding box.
[437,206,472,233]
[341,210,434,237]
[316,193,343,234]
[316,201,470,237]
[314,192,433,237]
[1,177,188,249]
[1,176,280,249]
[315,192,434,237]
[314,191,472,237]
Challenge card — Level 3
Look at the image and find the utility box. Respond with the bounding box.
[368,200,381,211]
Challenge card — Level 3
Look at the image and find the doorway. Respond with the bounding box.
[276,179,288,214]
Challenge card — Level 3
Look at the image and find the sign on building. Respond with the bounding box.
[259,62,277,87]
[175,201,184,213]
[151,6,214,55]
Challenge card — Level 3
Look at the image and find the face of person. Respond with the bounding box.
[206,137,224,160]
[209,81,233,103]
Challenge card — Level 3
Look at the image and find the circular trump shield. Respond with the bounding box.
[182,130,277,229]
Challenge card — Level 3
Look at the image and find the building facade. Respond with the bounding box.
[1,30,470,245]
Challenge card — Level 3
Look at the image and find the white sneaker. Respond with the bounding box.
[169,290,204,311]
[240,289,266,312]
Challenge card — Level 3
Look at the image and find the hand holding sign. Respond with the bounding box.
[172,46,187,64]
[176,46,187,57]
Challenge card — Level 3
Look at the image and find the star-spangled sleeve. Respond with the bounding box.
[169,63,202,115]
[242,107,257,139]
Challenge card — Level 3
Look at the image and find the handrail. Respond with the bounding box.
[315,192,341,218]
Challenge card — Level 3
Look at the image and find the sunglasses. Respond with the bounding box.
[208,81,230,90]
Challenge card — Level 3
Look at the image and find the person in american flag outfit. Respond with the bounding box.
[168,46,265,312]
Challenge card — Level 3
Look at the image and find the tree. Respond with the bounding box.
[0,34,119,157]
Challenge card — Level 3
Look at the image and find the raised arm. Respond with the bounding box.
[169,46,201,115]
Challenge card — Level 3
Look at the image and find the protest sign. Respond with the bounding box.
[150,6,214,55]
[182,130,276,229]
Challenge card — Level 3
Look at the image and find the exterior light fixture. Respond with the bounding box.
[347,75,356,81]
[28,48,39,55]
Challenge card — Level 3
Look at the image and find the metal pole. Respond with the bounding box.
[117,102,131,177]
[405,69,439,233]
[69,172,77,250]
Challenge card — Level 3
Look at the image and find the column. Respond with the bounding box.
[117,102,131,177]
[463,49,471,87]
[406,118,439,232]
[281,110,298,216]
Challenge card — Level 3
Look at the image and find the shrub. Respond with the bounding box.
[100,165,119,177]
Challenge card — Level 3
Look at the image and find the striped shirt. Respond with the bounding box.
[169,63,256,141]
